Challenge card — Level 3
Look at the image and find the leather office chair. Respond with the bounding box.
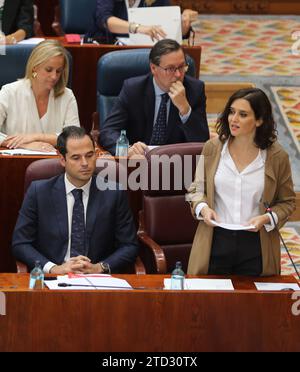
[0,45,35,88]
[137,142,204,274]
[96,48,197,130]
[55,0,97,35]
[0,44,73,89]
[17,158,145,274]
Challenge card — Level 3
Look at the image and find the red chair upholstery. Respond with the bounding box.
[138,142,204,274]
[17,157,145,274]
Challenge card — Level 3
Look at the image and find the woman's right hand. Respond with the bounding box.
[201,206,219,226]
[137,25,166,41]
[3,133,38,149]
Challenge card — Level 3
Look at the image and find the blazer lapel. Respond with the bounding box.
[205,140,222,208]
[85,177,100,253]
[261,144,278,211]
[52,175,69,244]
[144,76,156,143]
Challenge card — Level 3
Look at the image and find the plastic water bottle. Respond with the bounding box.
[115,130,129,157]
[29,260,44,289]
[171,261,185,290]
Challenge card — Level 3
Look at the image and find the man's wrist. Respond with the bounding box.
[99,262,111,274]
[179,104,191,116]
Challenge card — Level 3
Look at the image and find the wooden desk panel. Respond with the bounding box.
[0,274,299,352]
[34,0,58,36]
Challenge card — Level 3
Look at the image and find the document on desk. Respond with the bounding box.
[0,149,57,156]
[164,278,234,291]
[18,38,45,45]
[45,274,133,290]
[210,220,255,231]
[254,282,300,291]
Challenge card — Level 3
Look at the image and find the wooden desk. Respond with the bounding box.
[62,42,201,130]
[0,273,299,351]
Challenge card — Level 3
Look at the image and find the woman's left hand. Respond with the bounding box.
[21,141,56,152]
[181,9,198,35]
[247,214,270,232]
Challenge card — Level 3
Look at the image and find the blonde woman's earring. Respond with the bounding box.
[32,71,37,79]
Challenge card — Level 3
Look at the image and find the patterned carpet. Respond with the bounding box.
[280,226,300,277]
[193,16,300,76]
[272,86,300,153]
[194,15,300,279]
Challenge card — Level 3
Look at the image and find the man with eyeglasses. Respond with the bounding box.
[100,39,209,157]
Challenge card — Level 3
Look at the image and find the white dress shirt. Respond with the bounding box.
[195,140,277,230]
[43,175,92,273]
[0,79,80,137]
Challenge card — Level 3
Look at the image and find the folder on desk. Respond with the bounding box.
[127,6,182,45]
[164,278,234,290]
[45,274,133,290]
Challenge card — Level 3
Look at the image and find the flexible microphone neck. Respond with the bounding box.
[264,202,300,281]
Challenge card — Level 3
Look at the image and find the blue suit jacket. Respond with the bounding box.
[86,0,170,42]
[99,74,209,155]
[12,174,138,272]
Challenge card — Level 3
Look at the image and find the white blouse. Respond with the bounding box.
[0,79,80,136]
[195,140,277,230]
[214,140,266,225]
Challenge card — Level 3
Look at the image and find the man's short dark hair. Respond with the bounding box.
[149,39,183,66]
[57,126,94,158]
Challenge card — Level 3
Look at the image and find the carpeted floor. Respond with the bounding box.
[194,15,300,278]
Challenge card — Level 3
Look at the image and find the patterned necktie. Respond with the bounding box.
[70,189,86,257]
[150,93,169,145]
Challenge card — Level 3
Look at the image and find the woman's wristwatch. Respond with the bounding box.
[129,22,140,34]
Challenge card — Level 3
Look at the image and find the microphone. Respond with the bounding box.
[264,202,300,280]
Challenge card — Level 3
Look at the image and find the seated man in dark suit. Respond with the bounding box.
[99,39,209,157]
[12,126,138,274]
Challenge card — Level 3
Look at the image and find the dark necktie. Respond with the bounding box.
[70,189,86,257]
[150,93,169,145]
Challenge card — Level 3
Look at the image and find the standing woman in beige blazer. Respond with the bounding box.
[187,88,295,276]
[0,39,80,152]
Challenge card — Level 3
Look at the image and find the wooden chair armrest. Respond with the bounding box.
[134,256,146,275]
[16,260,28,273]
[138,232,167,274]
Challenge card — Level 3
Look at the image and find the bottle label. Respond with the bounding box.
[29,277,36,289]
[116,145,128,157]
[29,276,44,289]
[171,275,184,290]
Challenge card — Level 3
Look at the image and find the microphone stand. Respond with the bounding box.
[264,202,300,281]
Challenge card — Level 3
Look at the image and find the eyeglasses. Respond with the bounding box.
[157,63,189,74]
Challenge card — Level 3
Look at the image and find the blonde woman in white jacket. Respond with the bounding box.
[0,40,80,152]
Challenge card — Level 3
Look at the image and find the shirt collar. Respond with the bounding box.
[221,139,266,169]
[64,173,92,196]
[153,77,166,97]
